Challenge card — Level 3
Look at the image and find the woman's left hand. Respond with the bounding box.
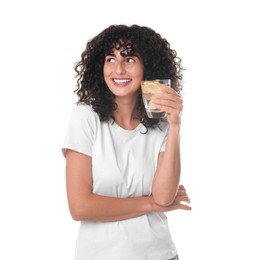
[152,185,192,212]
[152,87,183,125]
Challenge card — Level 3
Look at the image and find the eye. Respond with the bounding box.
[126,57,135,63]
[106,57,115,63]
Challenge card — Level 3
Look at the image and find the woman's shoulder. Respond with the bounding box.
[72,103,97,116]
[69,103,100,125]
[74,102,93,111]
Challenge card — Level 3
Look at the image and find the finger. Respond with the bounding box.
[178,185,186,191]
[176,189,187,196]
[153,92,183,104]
[160,86,182,97]
[154,103,183,115]
[175,195,191,203]
[181,196,191,203]
[174,203,192,211]
[152,98,183,112]
[152,93,183,108]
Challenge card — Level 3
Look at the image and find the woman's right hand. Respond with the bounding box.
[152,185,192,212]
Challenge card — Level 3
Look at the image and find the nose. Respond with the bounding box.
[115,61,126,75]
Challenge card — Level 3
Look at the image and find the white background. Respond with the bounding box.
[0,0,259,259]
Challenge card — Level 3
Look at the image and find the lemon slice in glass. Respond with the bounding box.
[141,81,161,94]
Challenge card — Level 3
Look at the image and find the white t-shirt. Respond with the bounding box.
[62,104,177,260]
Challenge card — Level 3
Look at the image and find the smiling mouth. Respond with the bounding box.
[113,79,131,84]
[112,78,132,87]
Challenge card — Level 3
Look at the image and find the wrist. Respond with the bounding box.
[168,117,181,125]
[146,196,155,213]
[168,122,181,136]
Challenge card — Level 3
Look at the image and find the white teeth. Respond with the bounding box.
[114,79,130,83]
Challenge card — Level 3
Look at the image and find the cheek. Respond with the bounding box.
[136,63,144,77]
[103,61,113,73]
[103,66,113,89]
[135,66,144,80]
[103,66,111,85]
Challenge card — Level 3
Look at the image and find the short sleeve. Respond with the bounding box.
[62,105,96,157]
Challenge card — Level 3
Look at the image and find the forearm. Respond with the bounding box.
[66,150,154,222]
[70,193,153,222]
[152,124,181,206]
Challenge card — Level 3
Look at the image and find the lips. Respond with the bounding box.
[112,78,132,87]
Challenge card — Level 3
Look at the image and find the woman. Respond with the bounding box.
[62,24,191,260]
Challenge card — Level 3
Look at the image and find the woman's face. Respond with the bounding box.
[103,49,144,100]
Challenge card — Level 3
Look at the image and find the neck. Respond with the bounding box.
[113,96,140,130]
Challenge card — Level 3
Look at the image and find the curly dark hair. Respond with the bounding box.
[74,24,184,129]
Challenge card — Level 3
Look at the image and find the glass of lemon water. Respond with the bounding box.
[141,79,171,118]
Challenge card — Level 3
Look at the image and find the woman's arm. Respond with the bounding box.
[151,87,183,206]
[66,149,152,221]
[66,149,190,222]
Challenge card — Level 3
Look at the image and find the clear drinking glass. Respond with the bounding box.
[141,79,171,118]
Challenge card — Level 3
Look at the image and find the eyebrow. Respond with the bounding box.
[105,52,138,58]
[106,52,116,56]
